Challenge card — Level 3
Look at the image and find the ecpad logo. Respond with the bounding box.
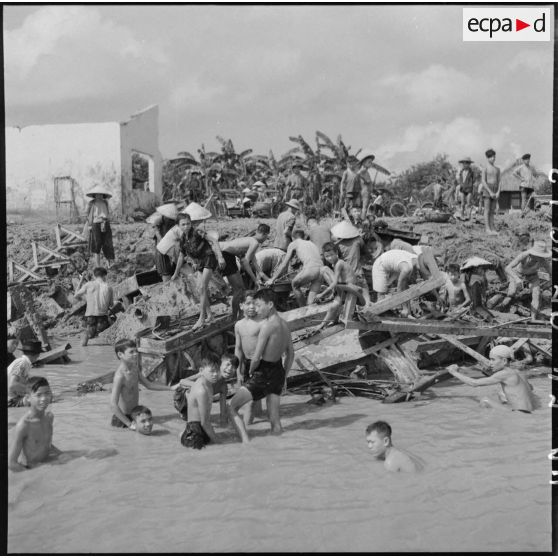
[463,7,551,41]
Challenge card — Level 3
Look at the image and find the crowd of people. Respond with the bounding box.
[7,148,549,473]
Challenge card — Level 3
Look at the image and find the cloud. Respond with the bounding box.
[4,6,168,105]
[376,117,517,171]
[380,64,479,111]
[508,49,553,76]
[168,79,226,111]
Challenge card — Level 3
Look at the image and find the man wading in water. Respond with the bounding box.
[228,289,294,443]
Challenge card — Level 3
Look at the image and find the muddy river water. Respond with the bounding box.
[8,341,552,553]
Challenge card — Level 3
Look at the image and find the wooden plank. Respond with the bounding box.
[416,336,482,353]
[8,260,44,282]
[280,302,334,332]
[510,338,529,352]
[420,246,439,275]
[358,273,445,318]
[437,334,491,368]
[35,343,72,365]
[345,318,552,339]
[340,293,357,325]
[33,242,70,267]
[293,324,344,351]
[528,340,551,358]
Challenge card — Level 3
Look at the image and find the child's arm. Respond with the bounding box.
[459,282,471,306]
[219,384,228,427]
[447,364,505,387]
[198,391,219,443]
[234,323,245,386]
[505,251,527,274]
[249,323,271,376]
[8,420,28,472]
[205,234,226,270]
[267,244,294,284]
[317,261,342,300]
[74,282,88,300]
[171,252,185,281]
[110,373,133,428]
[138,372,172,391]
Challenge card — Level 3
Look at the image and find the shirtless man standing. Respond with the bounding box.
[480,149,500,235]
[228,289,294,443]
[266,230,323,306]
[447,345,535,413]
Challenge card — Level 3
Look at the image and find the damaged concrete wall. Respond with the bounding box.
[6,122,122,214]
[119,105,162,216]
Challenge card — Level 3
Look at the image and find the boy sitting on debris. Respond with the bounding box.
[110,339,173,429]
[365,421,417,473]
[440,263,470,310]
[461,257,493,321]
[315,242,365,329]
[75,267,114,346]
[447,345,535,413]
[503,238,551,320]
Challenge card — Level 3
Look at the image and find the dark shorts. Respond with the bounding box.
[244,359,286,401]
[86,315,110,337]
[181,421,210,449]
[221,251,240,277]
[155,250,175,277]
[89,222,115,259]
[242,358,252,383]
[8,395,28,408]
[111,414,132,428]
[460,186,473,195]
[173,386,189,421]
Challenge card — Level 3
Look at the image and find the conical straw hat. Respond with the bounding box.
[156,203,179,220]
[146,212,163,226]
[330,220,360,240]
[184,202,211,221]
[86,184,112,198]
[460,256,492,271]
[528,239,551,258]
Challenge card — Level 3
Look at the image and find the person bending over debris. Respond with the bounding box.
[371,249,419,317]
[255,247,287,281]
[365,421,417,473]
[447,345,535,413]
[460,257,493,322]
[75,267,114,346]
[228,289,294,443]
[315,242,365,329]
[266,230,323,306]
[171,213,226,330]
[150,203,179,281]
[503,239,551,320]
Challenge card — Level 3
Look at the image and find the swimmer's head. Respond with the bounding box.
[322,242,339,266]
[199,353,221,384]
[255,223,271,243]
[489,345,513,372]
[28,377,52,410]
[220,353,239,380]
[365,421,392,458]
[240,290,257,318]
[253,288,277,319]
[114,339,138,364]
[131,405,153,435]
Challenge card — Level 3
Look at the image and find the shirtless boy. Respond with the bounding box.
[130,405,154,436]
[365,421,417,473]
[110,339,173,429]
[181,354,222,449]
[8,377,61,472]
[228,289,294,443]
[447,345,535,413]
[441,263,470,310]
[266,230,323,306]
[315,242,364,328]
[480,149,500,235]
[234,291,264,424]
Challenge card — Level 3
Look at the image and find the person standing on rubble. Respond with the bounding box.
[274,199,300,252]
[149,203,179,282]
[84,185,115,268]
[284,162,308,205]
[512,153,537,211]
[357,151,375,221]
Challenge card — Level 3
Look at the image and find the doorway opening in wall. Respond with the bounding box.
[132,151,154,192]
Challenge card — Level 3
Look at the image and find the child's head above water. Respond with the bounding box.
[240,290,257,318]
[199,353,222,384]
[27,376,52,410]
[130,405,153,435]
[365,421,392,458]
[114,339,138,363]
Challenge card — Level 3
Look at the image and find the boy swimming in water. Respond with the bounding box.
[365,421,417,473]
[228,288,294,443]
[181,354,223,449]
[447,345,535,413]
[130,405,154,436]
[8,377,61,472]
[234,291,264,424]
[110,339,173,429]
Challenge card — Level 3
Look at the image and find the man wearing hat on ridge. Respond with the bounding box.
[504,238,551,319]
[357,151,375,221]
[512,153,539,211]
[84,184,115,268]
[284,162,308,205]
[274,199,300,252]
[456,157,477,220]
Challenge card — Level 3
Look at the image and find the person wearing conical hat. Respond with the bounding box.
[461,256,493,321]
[274,199,300,252]
[456,157,477,221]
[503,238,551,319]
[151,203,179,281]
[84,185,114,268]
[446,345,535,413]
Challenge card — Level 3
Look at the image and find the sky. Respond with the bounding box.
[4,4,554,173]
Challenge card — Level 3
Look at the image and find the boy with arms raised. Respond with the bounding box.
[228,289,294,443]
[365,420,417,473]
[234,291,264,424]
[9,377,61,472]
[110,339,173,429]
[447,345,535,413]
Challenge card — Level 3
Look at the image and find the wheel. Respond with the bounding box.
[406,203,419,216]
[389,201,407,217]
[421,201,434,210]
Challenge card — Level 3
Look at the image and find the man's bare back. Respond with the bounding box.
[260,313,291,362]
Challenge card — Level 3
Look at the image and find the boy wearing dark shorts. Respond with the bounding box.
[228,289,294,443]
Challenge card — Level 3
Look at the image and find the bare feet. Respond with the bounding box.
[270,426,283,436]
[192,319,205,331]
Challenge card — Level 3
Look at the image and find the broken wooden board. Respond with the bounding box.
[293,324,344,351]
[8,260,44,283]
[528,340,551,358]
[55,223,87,251]
[415,336,482,353]
[280,302,334,332]
[31,242,70,269]
[10,285,52,350]
[357,273,445,318]
[35,343,72,365]
[346,318,552,339]
[436,334,491,368]
[383,370,453,404]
